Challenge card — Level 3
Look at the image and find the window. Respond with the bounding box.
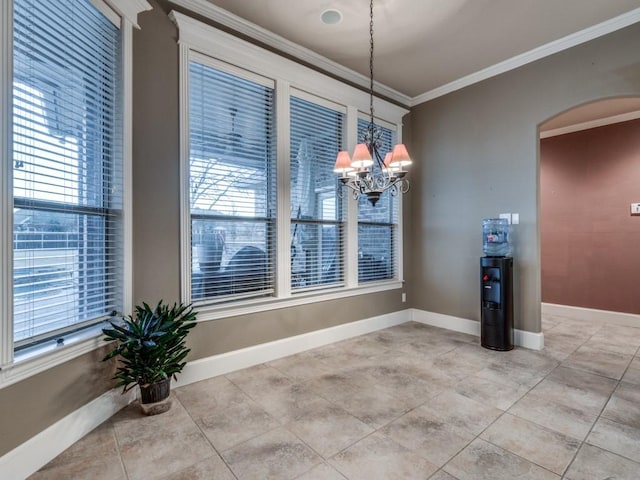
[10,0,123,349]
[357,118,398,283]
[188,61,276,302]
[1,0,145,378]
[174,12,407,316]
[290,95,345,291]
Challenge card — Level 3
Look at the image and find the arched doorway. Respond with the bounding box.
[538,97,640,345]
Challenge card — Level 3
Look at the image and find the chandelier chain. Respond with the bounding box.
[369,0,375,127]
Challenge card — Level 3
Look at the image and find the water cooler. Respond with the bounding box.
[480,219,514,351]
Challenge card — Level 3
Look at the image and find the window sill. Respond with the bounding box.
[194,280,404,322]
[0,323,108,390]
[0,282,403,389]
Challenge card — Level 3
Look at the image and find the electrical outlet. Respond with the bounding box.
[631,203,640,216]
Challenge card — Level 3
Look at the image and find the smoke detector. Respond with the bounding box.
[321,9,343,25]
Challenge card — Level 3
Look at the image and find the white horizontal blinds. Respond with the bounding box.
[189,60,276,302]
[290,95,345,291]
[12,0,123,346]
[357,118,398,282]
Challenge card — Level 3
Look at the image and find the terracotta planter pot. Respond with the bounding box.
[139,377,172,415]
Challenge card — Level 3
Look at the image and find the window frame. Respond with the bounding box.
[173,11,407,322]
[289,92,347,293]
[187,57,277,303]
[356,115,401,284]
[0,0,149,388]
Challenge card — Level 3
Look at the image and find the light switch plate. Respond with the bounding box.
[511,213,519,224]
[631,203,640,216]
[499,213,511,224]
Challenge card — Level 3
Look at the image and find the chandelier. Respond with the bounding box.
[333,0,412,206]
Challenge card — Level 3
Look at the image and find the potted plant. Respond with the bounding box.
[102,300,197,415]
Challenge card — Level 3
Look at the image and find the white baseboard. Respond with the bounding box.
[410,309,481,336]
[175,309,411,388]
[514,328,545,350]
[542,303,640,328]
[410,309,544,350]
[0,387,136,480]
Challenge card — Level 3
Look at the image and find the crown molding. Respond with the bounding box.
[105,0,152,28]
[167,1,640,109]
[540,110,640,138]
[410,7,640,107]
[168,0,412,107]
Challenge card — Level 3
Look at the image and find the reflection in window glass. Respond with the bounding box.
[188,62,276,301]
[357,119,398,282]
[12,0,122,345]
[290,96,344,290]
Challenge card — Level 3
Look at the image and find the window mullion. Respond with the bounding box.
[345,105,359,288]
[1,0,14,368]
[395,208,403,282]
[395,120,405,283]
[121,16,134,316]
[276,79,291,298]
[179,43,193,303]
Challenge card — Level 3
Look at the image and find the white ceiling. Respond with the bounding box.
[202,0,640,100]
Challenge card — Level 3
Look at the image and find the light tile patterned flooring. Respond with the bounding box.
[31,316,640,479]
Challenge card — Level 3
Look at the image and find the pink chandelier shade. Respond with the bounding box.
[389,144,412,167]
[333,151,354,174]
[350,143,374,169]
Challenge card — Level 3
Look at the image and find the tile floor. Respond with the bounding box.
[31,316,640,479]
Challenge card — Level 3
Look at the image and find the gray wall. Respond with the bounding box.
[0,345,117,457]
[133,0,182,304]
[407,22,640,333]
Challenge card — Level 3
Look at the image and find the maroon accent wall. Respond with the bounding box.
[540,118,640,314]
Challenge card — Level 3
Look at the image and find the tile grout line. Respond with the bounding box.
[548,321,603,479]
[563,338,640,473]
[550,321,640,478]
[33,319,640,479]
[109,418,132,480]
[172,393,241,480]
[437,353,564,479]
[437,319,640,479]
